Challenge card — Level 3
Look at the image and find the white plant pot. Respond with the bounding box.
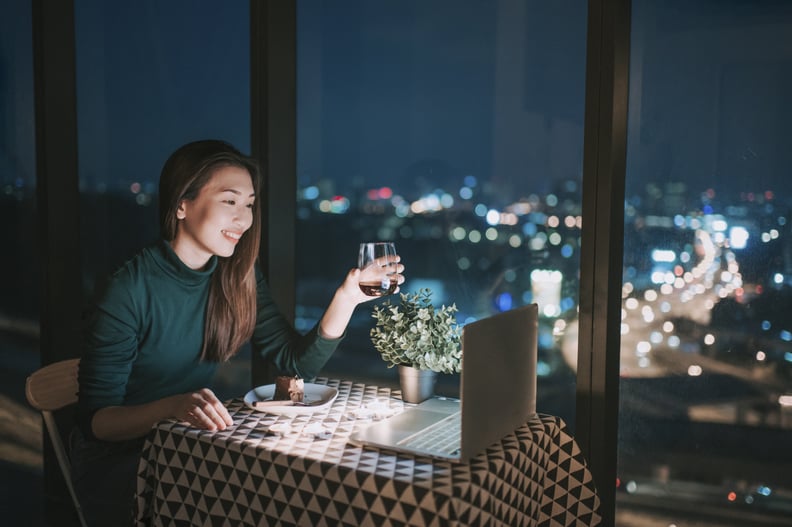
[398,365,437,404]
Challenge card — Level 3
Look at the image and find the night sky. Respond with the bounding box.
[2,1,791,198]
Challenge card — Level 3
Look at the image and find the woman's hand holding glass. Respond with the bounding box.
[357,242,403,298]
[316,242,405,338]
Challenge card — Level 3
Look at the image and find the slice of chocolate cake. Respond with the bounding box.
[274,375,304,402]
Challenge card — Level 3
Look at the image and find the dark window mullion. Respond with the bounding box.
[250,0,297,386]
[32,0,82,523]
[578,0,631,524]
[32,0,82,364]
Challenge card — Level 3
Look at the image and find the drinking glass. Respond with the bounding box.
[357,242,398,296]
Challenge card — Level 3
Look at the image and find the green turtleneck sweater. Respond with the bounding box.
[77,240,342,440]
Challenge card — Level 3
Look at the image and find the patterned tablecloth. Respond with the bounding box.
[135,378,601,526]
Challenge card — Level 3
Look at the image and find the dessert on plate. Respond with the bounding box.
[250,375,317,409]
[274,375,304,402]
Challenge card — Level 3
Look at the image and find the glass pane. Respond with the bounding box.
[74,0,250,398]
[296,1,587,425]
[0,0,42,522]
[619,1,792,524]
[0,0,37,324]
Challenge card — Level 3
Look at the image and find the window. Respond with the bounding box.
[296,1,588,425]
[74,0,250,397]
[1,1,41,520]
[0,1,37,351]
[618,1,792,523]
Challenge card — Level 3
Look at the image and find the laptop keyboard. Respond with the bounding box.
[397,411,461,455]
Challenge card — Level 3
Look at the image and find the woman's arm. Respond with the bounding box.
[251,255,405,379]
[91,387,233,441]
[318,257,405,338]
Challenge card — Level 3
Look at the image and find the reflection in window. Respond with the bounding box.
[296,1,587,424]
[620,1,792,523]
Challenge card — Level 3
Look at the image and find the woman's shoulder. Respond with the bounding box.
[108,243,162,281]
[95,243,165,299]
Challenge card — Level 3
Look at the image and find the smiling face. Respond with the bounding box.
[171,165,256,269]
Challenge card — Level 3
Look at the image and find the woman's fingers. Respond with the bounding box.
[199,388,234,426]
[197,390,234,429]
[359,261,398,285]
[179,389,233,430]
[377,255,401,270]
[394,263,405,281]
[375,256,403,279]
[347,255,406,303]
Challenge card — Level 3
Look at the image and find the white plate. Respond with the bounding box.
[244,383,338,415]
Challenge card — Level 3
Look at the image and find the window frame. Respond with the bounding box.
[33,0,83,519]
[576,1,631,523]
[34,0,631,521]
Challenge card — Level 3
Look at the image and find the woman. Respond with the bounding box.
[72,139,404,525]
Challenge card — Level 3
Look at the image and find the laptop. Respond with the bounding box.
[348,304,538,462]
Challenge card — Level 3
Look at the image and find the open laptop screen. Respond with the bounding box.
[349,304,538,462]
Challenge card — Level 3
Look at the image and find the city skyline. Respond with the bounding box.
[3,1,792,524]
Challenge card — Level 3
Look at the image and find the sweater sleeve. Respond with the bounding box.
[77,273,139,440]
[250,266,343,381]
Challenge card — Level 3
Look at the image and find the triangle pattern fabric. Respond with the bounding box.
[135,378,601,526]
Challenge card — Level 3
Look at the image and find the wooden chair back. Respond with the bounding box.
[25,358,88,527]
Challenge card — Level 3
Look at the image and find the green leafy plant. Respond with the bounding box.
[370,288,462,374]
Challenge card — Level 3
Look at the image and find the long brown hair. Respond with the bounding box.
[159,140,261,362]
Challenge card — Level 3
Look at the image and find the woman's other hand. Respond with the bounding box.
[171,388,234,431]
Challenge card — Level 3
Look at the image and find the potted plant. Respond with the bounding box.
[370,288,462,402]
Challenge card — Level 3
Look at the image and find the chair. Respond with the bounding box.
[25,358,88,527]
